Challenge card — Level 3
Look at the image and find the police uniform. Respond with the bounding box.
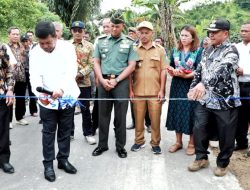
[92,13,138,155]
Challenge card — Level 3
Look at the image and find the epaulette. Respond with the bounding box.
[98,34,107,39]
[126,36,134,41]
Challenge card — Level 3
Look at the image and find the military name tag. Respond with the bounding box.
[120,44,129,49]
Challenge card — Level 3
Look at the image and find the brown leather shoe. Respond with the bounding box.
[214,167,227,177]
[188,159,209,172]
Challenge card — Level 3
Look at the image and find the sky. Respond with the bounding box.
[100,0,227,13]
[101,0,132,13]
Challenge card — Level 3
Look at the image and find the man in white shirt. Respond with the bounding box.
[29,21,80,182]
[235,22,250,152]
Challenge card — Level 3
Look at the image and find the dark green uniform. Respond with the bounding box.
[93,34,138,150]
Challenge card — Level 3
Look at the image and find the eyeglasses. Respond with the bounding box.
[72,28,83,33]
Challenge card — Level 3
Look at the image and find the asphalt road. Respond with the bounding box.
[0,103,242,190]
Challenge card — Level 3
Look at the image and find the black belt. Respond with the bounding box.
[239,82,250,87]
[102,74,118,79]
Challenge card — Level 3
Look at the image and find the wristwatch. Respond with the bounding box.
[115,77,120,83]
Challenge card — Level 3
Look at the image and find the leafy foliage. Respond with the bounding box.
[0,0,60,41]
[43,0,101,26]
[179,1,250,43]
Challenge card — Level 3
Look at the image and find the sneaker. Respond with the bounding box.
[9,122,13,129]
[85,136,96,145]
[31,113,38,117]
[131,143,146,152]
[146,125,151,133]
[188,159,209,172]
[214,167,228,177]
[152,146,162,154]
[16,119,29,125]
[74,106,81,115]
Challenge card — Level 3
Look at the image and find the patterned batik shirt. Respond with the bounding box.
[0,44,14,96]
[8,42,27,82]
[190,39,241,110]
[71,39,94,87]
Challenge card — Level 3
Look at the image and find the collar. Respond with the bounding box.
[138,41,156,49]
[107,33,126,41]
[71,39,86,45]
[8,42,21,48]
[212,39,230,49]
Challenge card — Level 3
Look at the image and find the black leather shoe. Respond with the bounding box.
[44,166,56,182]
[0,163,14,174]
[116,148,127,158]
[44,166,55,182]
[234,145,248,151]
[92,147,109,156]
[58,160,77,174]
[126,124,135,130]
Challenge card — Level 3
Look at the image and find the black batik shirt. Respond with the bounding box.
[190,39,241,110]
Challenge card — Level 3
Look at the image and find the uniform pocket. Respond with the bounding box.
[149,56,160,68]
[117,48,130,63]
[100,47,109,59]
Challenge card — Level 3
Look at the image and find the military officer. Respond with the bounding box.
[130,21,167,154]
[92,12,138,158]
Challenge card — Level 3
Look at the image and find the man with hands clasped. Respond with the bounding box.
[130,21,167,154]
[92,12,138,158]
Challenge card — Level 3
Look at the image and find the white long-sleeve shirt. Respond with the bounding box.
[235,42,250,82]
[29,39,80,110]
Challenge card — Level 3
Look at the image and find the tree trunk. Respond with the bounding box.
[159,0,177,51]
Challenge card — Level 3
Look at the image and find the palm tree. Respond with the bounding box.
[42,0,101,26]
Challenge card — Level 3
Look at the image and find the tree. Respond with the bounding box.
[132,0,189,50]
[0,0,60,41]
[235,0,250,10]
[43,0,101,27]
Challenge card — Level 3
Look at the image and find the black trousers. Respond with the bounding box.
[39,105,74,167]
[92,88,99,135]
[71,86,93,136]
[235,84,250,147]
[14,81,27,120]
[25,71,38,115]
[130,102,151,127]
[193,104,238,168]
[0,100,10,164]
[98,79,129,150]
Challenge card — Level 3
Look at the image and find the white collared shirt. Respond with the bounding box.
[235,42,250,82]
[29,39,80,110]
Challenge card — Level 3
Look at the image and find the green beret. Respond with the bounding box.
[111,11,124,24]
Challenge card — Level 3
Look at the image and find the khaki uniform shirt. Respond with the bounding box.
[133,42,167,96]
[71,39,94,87]
[93,34,138,75]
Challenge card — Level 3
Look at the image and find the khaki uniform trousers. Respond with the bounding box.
[133,96,162,146]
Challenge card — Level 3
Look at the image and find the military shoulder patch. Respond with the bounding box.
[98,34,107,39]
[126,36,134,41]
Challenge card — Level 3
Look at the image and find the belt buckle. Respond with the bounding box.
[110,74,116,79]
